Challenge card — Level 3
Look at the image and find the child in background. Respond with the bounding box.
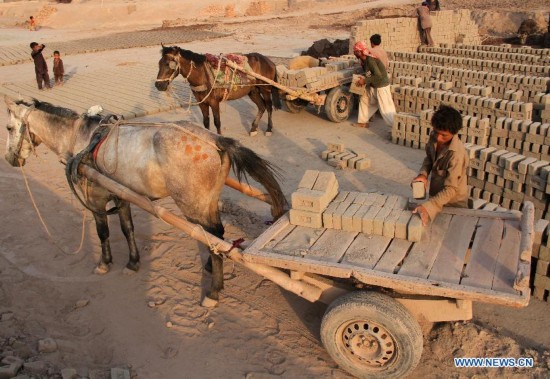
[53,51,64,86]
[30,42,51,90]
[29,16,37,31]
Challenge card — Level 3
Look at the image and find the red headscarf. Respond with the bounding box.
[353,41,379,59]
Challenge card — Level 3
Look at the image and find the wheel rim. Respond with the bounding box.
[336,96,349,115]
[339,320,396,368]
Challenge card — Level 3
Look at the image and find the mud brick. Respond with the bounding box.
[502,153,526,170]
[312,171,337,193]
[347,156,362,169]
[480,147,497,163]
[322,202,339,228]
[407,214,424,242]
[332,201,353,230]
[524,194,547,211]
[333,191,350,203]
[320,150,331,160]
[495,176,505,187]
[469,158,483,170]
[485,182,503,195]
[534,274,550,290]
[485,162,504,176]
[382,209,403,238]
[327,151,339,159]
[472,187,483,199]
[289,209,323,228]
[353,192,370,205]
[498,152,518,168]
[536,259,550,276]
[351,205,370,232]
[532,219,549,259]
[292,188,334,213]
[503,169,526,183]
[527,175,546,191]
[362,206,382,234]
[341,204,363,232]
[328,158,346,168]
[345,192,360,203]
[540,246,550,261]
[468,176,484,189]
[512,181,524,192]
[395,211,412,240]
[298,170,320,189]
[503,188,524,202]
[491,194,502,204]
[355,158,372,170]
[333,152,349,161]
[527,160,550,176]
[518,157,538,174]
[373,206,394,236]
[351,149,369,159]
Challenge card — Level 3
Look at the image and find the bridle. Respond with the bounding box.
[14,105,37,158]
[155,54,195,84]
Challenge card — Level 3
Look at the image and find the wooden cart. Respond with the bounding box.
[223,59,358,123]
[81,166,533,379]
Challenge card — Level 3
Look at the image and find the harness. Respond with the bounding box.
[15,105,36,158]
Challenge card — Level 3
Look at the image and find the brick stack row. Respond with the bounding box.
[532,220,550,303]
[448,43,550,58]
[418,46,546,65]
[289,171,424,241]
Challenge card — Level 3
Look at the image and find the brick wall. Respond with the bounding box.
[350,10,481,53]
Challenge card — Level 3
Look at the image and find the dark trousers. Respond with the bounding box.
[35,71,51,89]
[54,74,63,84]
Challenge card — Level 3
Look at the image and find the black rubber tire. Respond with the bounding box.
[320,291,423,379]
[284,98,307,114]
[324,86,354,122]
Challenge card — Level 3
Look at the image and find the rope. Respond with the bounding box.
[19,161,86,256]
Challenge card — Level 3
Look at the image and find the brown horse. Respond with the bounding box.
[155,46,281,136]
[4,96,286,305]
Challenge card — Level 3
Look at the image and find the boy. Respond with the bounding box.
[29,16,37,31]
[412,105,468,226]
[30,42,51,90]
[53,50,64,86]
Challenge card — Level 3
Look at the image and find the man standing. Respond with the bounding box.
[30,42,51,90]
[416,2,435,47]
[352,41,396,128]
[412,105,468,226]
[369,34,389,70]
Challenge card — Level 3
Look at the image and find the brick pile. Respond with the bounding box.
[533,220,550,303]
[319,142,372,170]
[289,171,424,241]
[449,43,550,59]
[418,46,547,65]
[350,10,481,53]
[276,56,361,91]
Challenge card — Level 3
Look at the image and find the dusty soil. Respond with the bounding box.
[1,1,550,379]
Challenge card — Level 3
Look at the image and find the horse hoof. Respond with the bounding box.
[265,131,272,137]
[201,296,218,308]
[93,263,110,275]
[126,261,140,272]
[122,267,137,276]
[249,131,258,137]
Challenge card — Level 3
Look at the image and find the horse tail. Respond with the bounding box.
[216,137,287,219]
[271,71,282,110]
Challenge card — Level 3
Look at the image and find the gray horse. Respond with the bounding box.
[4,95,286,305]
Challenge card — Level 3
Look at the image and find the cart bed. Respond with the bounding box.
[243,206,533,307]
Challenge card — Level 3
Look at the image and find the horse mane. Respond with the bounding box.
[16,98,80,120]
[162,45,206,65]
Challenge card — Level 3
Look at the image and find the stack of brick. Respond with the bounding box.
[490,118,550,160]
[319,142,372,170]
[289,172,424,241]
[535,93,550,124]
[391,112,429,149]
[449,43,550,60]
[418,46,545,65]
[390,51,550,77]
[350,10,481,53]
[289,170,339,228]
[276,57,361,91]
[533,220,550,302]
[464,144,550,220]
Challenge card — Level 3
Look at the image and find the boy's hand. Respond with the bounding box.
[355,77,365,86]
[411,174,428,189]
[412,205,430,226]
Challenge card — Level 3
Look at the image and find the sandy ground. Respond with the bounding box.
[1,1,550,378]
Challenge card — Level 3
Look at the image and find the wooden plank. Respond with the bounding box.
[340,234,392,269]
[461,218,504,289]
[245,213,292,253]
[428,215,479,284]
[397,213,453,278]
[373,239,413,274]
[440,207,521,220]
[492,220,521,293]
[270,225,325,257]
[306,229,358,263]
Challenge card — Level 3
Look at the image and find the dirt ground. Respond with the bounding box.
[1,1,550,378]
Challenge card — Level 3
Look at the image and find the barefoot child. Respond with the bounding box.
[53,50,64,86]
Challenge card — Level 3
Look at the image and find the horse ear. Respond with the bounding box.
[4,95,17,112]
[161,43,165,48]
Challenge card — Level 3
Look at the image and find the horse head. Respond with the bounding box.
[4,96,40,167]
[155,45,181,91]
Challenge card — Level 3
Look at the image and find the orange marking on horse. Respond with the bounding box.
[193,154,201,162]
[202,153,208,160]
[194,145,202,151]
[184,144,193,155]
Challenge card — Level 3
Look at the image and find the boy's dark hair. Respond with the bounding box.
[431,105,462,134]
[30,16,34,19]
[53,50,60,55]
[370,34,382,46]
[30,42,38,48]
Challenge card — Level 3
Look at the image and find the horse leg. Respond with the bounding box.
[203,223,225,305]
[248,88,266,136]
[117,200,140,272]
[260,87,274,135]
[93,211,112,274]
[211,101,222,135]
[198,102,210,130]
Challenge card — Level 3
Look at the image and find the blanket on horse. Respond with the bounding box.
[204,53,253,90]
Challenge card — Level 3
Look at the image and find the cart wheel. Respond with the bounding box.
[320,291,423,379]
[325,86,354,122]
[284,99,307,114]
